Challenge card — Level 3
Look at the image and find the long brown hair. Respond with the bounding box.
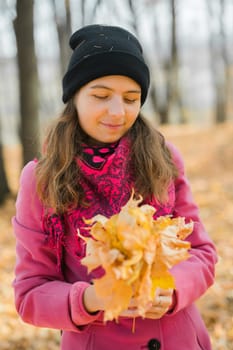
[36,100,178,214]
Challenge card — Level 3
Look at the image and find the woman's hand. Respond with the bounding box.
[120,288,175,319]
[83,284,175,319]
[144,288,175,319]
[83,284,105,314]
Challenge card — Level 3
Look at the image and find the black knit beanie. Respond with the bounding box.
[62,24,150,105]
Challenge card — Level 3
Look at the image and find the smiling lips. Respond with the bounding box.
[100,121,124,129]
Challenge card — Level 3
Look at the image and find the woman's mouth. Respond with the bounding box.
[101,122,124,129]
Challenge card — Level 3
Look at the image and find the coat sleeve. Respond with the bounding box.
[12,161,101,332]
[167,143,218,314]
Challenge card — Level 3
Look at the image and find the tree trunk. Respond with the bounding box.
[207,0,228,123]
[166,0,185,124]
[0,139,10,205]
[52,0,72,77]
[89,0,104,24]
[127,0,162,123]
[217,0,230,123]
[14,0,40,166]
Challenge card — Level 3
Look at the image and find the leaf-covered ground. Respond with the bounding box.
[0,122,232,350]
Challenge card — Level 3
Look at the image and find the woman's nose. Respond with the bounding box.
[108,96,125,117]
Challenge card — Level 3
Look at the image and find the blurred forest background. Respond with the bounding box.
[0,0,233,349]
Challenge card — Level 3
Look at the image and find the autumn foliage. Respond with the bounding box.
[80,191,193,321]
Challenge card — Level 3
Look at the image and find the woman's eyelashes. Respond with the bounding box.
[124,98,138,104]
[92,94,139,104]
[92,94,109,100]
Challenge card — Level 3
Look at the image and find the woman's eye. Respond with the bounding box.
[93,95,108,100]
[124,98,137,104]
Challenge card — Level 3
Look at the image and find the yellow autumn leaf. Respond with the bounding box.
[94,270,132,321]
[80,191,193,321]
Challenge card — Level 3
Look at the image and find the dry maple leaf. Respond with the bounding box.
[80,192,193,321]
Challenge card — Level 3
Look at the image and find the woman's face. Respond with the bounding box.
[73,75,141,144]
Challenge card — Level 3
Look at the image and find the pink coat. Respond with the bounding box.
[13,139,217,350]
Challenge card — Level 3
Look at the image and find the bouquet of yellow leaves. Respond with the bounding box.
[80,192,193,322]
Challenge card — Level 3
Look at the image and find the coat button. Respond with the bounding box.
[147,338,161,350]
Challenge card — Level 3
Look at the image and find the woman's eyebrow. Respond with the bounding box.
[90,85,113,91]
[90,84,141,93]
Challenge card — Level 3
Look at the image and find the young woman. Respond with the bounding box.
[13,24,217,350]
